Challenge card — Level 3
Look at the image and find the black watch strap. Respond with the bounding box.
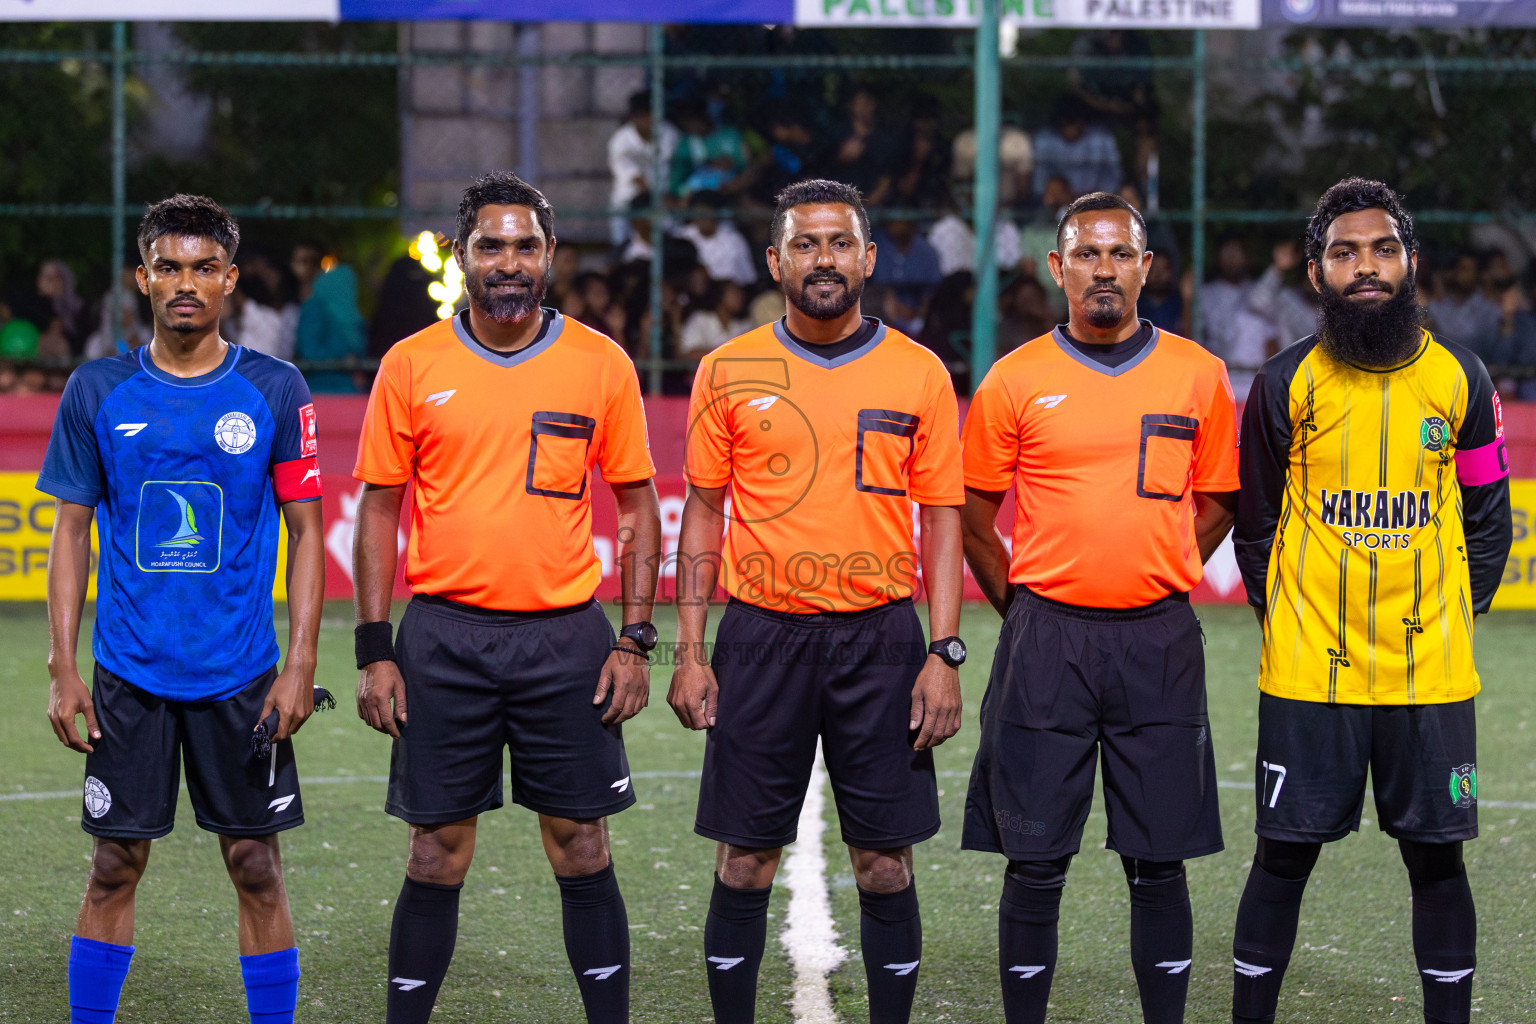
[928,635,967,668]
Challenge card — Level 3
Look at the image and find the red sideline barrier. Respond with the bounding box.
[6,393,1534,604]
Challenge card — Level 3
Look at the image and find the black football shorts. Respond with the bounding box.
[1252,692,1477,843]
[963,586,1223,863]
[81,663,302,839]
[695,597,939,850]
[388,595,636,824]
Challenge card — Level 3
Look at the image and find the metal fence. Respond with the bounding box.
[2,19,1534,393]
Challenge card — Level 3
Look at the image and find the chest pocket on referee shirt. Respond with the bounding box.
[855,409,920,496]
[526,411,596,500]
[1137,414,1198,502]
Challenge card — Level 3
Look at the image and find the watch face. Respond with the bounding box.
[624,621,658,651]
[945,640,966,664]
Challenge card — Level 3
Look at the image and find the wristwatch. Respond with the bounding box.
[929,635,967,668]
[618,621,659,654]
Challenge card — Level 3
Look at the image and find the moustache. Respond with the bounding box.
[1084,284,1123,298]
[804,273,847,287]
[483,272,537,288]
[1344,277,1393,297]
[167,297,205,308]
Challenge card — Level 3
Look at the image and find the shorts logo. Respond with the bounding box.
[84,776,111,818]
[1449,763,1477,808]
[610,776,630,793]
[268,794,296,813]
[994,809,1047,837]
[1421,416,1450,454]
[214,411,257,455]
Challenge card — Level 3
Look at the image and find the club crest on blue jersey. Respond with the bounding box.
[136,480,222,573]
[215,410,257,454]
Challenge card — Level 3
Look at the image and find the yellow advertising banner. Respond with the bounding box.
[0,472,287,602]
[1493,478,1536,610]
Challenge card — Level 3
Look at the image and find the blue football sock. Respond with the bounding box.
[68,936,134,1024]
[240,947,300,1024]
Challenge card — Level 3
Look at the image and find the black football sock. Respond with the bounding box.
[859,881,922,1024]
[999,856,1071,1024]
[1232,839,1318,1024]
[386,877,462,1024]
[703,877,772,1024]
[1123,857,1193,1024]
[556,862,630,1024]
[1401,841,1475,1024]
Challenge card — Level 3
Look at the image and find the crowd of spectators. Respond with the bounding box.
[4,55,1536,400]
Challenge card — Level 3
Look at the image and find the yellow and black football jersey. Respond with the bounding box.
[1235,329,1512,705]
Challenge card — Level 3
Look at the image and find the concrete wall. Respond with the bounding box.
[400,21,648,243]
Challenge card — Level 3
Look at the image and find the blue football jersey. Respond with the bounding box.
[38,344,322,702]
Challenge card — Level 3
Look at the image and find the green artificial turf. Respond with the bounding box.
[1,601,1532,1022]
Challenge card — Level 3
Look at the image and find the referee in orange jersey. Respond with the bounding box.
[351,172,661,1024]
[961,192,1240,1024]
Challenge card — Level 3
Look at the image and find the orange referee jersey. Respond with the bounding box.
[964,325,1238,608]
[354,310,655,611]
[686,319,964,613]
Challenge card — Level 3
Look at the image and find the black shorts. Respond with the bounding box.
[81,663,302,840]
[962,587,1223,862]
[695,597,939,850]
[1253,692,1478,844]
[388,595,635,825]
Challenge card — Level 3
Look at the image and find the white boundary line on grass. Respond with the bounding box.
[778,742,846,1024]
[7,770,1536,813]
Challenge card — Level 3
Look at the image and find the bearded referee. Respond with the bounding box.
[961,191,1240,1024]
[352,172,662,1024]
[669,179,965,1024]
[1230,179,1512,1024]
[41,195,324,1024]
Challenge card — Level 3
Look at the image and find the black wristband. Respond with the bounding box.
[612,642,651,662]
[355,621,396,669]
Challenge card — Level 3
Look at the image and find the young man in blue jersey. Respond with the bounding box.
[40,194,326,1024]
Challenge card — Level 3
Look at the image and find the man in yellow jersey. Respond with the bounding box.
[962,191,1239,1024]
[352,172,661,1023]
[1231,178,1512,1024]
[668,179,966,1024]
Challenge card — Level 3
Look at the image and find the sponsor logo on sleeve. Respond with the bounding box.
[299,403,318,458]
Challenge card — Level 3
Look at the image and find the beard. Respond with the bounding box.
[1081,285,1128,329]
[467,264,550,324]
[1315,274,1425,369]
[787,269,863,321]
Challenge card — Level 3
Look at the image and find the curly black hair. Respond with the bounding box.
[456,171,554,252]
[137,194,239,264]
[770,179,871,250]
[1304,177,1416,266]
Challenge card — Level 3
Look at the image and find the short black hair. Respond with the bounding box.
[456,171,554,252]
[770,179,871,250]
[1305,177,1416,266]
[137,194,239,264]
[1055,191,1147,252]
[627,90,652,118]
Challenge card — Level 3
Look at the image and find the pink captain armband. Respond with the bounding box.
[1455,438,1509,487]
